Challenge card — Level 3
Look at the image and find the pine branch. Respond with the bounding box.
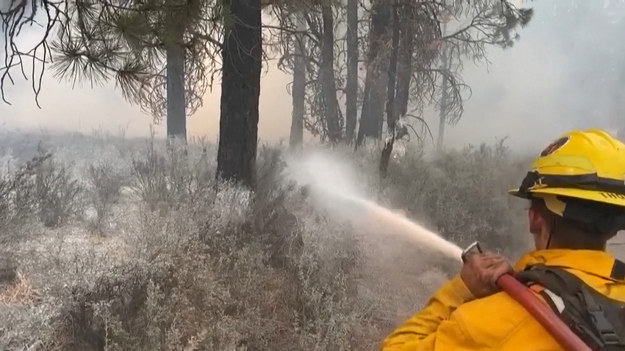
[1,0,67,106]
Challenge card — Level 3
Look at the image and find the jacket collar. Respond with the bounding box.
[514,249,625,282]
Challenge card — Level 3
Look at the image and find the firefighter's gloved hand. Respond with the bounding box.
[460,252,513,298]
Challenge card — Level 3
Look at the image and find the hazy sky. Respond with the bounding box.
[0,51,294,142]
[442,0,625,151]
[1,0,624,152]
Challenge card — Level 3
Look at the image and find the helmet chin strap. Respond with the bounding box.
[546,230,553,249]
[546,218,557,249]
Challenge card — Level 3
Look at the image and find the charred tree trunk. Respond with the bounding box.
[166,28,186,141]
[290,13,306,148]
[345,0,358,142]
[320,4,342,143]
[379,1,400,178]
[356,0,392,148]
[217,0,262,189]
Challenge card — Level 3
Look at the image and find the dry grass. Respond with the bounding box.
[0,273,39,306]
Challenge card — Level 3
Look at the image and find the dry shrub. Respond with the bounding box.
[42,146,373,351]
[130,137,213,212]
[0,151,50,241]
[0,148,82,246]
[0,304,57,350]
[379,140,531,256]
[32,147,83,227]
[86,162,125,234]
[0,133,537,351]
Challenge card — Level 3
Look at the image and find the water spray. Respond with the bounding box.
[285,150,463,261]
[287,150,590,351]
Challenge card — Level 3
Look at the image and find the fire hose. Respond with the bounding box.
[462,242,592,351]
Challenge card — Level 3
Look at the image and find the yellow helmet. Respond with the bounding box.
[509,129,625,209]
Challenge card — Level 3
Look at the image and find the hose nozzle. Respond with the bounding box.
[461,241,483,263]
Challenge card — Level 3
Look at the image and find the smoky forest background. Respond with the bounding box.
[1,0,625,350]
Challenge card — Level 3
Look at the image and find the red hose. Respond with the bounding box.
[496,274,591,351]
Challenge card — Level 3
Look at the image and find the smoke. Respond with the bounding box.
[2,1,623,149]
[285,149,463,261]
[441,0,625,151]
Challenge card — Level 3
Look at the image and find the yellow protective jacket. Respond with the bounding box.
[381,249,625,351]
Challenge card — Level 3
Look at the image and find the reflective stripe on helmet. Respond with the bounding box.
[518,171,625,196]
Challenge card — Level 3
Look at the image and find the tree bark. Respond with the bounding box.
[379,1,400,178]
[385,1,400,133]
[290,13,306,148]
[437,48,449,153]
[356,0,392,147]
[320,3,342,143]
[393,4,414,123]
[345,0,358,142]
[166,29,186,141]
[217,0,262,189]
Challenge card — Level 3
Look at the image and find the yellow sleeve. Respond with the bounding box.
[381,275,477,351]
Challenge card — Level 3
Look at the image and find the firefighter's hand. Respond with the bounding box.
[460,252,513,298]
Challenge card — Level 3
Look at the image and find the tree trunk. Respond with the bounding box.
[437,49,449,153]
[436,80,448,153]
[356,0,392,147]
[320,4,342,143]
[290,13,306,148]
[393,4,414,122]
[166,30,186,141]
[385,1,400,133]
[379,1,400,178]
[217,0,262,189]
[345,0,358,142]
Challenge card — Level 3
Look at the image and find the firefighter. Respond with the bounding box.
[382,129,625,350]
